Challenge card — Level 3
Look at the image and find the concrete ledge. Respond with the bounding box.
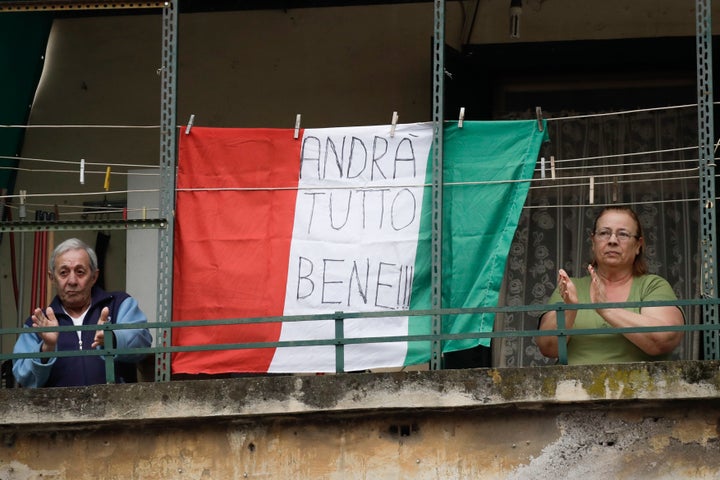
[2,360,719,430]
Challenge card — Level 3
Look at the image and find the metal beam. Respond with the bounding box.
[155,0,178,382]
[0,1,164,12]
[430,0,444,370]
[0,219,166,233]
[696,0,719,359]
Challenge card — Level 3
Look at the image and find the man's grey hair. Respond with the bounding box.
[48,238,99,273]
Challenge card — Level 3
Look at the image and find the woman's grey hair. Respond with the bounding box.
[48,238,99,273]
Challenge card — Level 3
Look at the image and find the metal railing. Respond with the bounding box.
[1,297,716,384]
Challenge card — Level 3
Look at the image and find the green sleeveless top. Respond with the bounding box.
[547,274,682,365]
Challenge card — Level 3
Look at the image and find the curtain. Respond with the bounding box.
[0,12,53,195]
[496,108,701,367]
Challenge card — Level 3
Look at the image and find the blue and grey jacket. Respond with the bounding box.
[12,286,152,388]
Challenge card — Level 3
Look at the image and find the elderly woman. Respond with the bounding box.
[536,206,684,364]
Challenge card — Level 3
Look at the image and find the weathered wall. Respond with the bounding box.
[2,361,720,479]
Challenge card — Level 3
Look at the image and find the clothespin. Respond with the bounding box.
[589,176,595,205]
[458,107,465,128]
[104,166,111,191]
[550,155,556,179]
[294,114,302,140]
[612,177,618,202]
[536,106,544,132]
[540,157,546,179]
[53,204,59,221]
[19,190,26,220]
[80,159,85,185]
[390,111,398,137]
[142,206,147,220]
[185,114,195,135]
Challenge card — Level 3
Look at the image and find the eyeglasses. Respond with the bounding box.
[593,229,639,242]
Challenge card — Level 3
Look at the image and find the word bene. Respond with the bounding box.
[293,256,415,310]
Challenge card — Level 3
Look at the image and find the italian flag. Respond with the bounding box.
[172,121,547,374]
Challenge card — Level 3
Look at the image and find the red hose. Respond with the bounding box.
[30,231,39,313]
[39,229,47,307]
[7,207,18,309]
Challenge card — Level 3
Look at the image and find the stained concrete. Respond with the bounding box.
[1,361,720,479]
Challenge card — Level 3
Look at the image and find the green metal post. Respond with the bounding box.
[556,309,568,365]
[100,318,114,383]
[335,312,345,373]
[430,0,445,370]
[696,0,719,359]
[155,0,178,381]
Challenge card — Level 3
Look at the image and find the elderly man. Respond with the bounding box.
[13,238,152,387]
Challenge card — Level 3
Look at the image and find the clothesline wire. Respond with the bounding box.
[0,164,698,199]
[535,157,699,175]
[527,174,699,191]
[0,169,698,218]
[523,196,701,210]
[537,162,700,176]
[5,194,706,219]
[0,152,700,219]
[544,102,702,121]
[0,189,158,202]
[0,146,705,179]
[166,171,696,193]
[0,166,157,177]
[29,203,160,215]
[548,146,698,165]
[0,155,159,170]
[0,101,710,218]
[0,101,709,170]
[0,161,699,183]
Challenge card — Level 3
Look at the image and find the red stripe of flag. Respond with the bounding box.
[172,127,302,374]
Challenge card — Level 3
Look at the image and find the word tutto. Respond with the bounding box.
[299,187,418,233]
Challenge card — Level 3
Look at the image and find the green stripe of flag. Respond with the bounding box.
[406,120,548,366]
